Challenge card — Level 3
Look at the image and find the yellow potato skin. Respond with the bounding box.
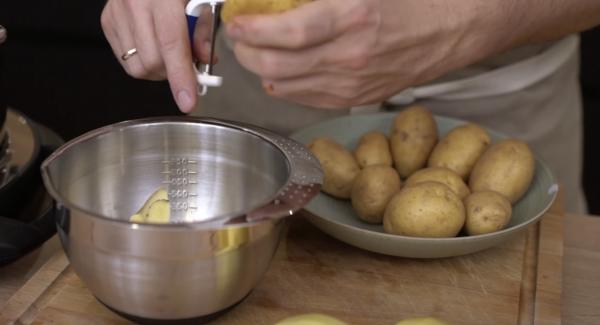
[464,191,512,235]
[469,139,535,204]
[354,131,393,168]
[308,137,360,199]
[404,167,470,200]
[130,188,170,224]
[390,106,438,178]
[221,0,312,22]
[383,181,465,238]
[274,313,347,325]
[351,165,402,224]
[428,123,491,180]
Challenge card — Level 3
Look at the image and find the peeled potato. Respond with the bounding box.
[404,167,470,200]
[390,106,438,178]
[351,165,401,224]
[428,123,491,179]
[129,214,145,223]
[469,139,535,204]
[383,182,465,238]
[221,0,312,22]
[308,137,360,199]
[138,188,168,214]
[274,314,347,325]
[354,131,393,168]
[395,317,451,325]
[130,188,170,224]
[464,191,512,235]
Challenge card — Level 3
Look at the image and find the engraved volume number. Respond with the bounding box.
[170,177,188,186]
[169,189,189,198]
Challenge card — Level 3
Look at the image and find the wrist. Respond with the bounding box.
[402,0,511,82]
[466,0,600,54]
[449,0,524,67]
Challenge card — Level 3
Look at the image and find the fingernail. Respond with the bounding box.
[177,90,194,113]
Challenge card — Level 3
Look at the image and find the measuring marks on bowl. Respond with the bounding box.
[161,157,199,222]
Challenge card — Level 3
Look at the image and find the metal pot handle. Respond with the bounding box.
[186,0,225,96]
[175,118,323,224]
[240,126,324,223]
[0,144,60,266]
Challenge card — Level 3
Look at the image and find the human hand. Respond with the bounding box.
[224,0,504,109]
[101,0,216,113]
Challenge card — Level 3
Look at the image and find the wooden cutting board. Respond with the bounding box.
[0,202,564,325]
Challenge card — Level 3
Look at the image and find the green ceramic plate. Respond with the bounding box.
[291,113,558,258]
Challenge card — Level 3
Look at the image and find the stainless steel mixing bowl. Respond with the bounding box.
[41,117,322,322]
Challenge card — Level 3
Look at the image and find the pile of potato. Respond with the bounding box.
[308,106,536,238]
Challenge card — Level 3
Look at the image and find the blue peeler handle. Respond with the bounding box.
[186,15,199,45]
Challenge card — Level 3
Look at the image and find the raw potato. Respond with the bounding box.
[130,188,170,224]
[428,123,491,179]
[464,191,512,235]
[221,0,312,22]
[390,106,438,178]
[395,317,451,325]
[383,182,465,238]
[404,167,470,200]
[308,137,360,199]
[469,139,535,204]
[354,131,392,168]
[274,314,347,325]
[351,165,402,224]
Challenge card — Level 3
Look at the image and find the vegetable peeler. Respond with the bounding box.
[186,0,226,96]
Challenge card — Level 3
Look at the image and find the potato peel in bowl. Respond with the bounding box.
[129,188,170,224]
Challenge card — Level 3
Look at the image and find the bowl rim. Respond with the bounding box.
[41,116,297,230]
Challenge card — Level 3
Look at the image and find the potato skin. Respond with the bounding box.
[404,167,470,200]
[221,0,312,22]
[383,181,465,238]
[390,106,438,178]
[351,165,402,224]
[428,123,491,180]
[469,139,535,204]
[464,191,512,235]
[308,137,360,199]
[354,131,393,168]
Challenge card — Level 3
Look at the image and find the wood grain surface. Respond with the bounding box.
[0,208,564,325]
[562,214,600,325]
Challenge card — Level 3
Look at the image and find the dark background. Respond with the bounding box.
[0,3,599,213]
[581,28,600,214]
[0,1,182,141]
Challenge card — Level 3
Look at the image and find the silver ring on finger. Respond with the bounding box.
[121,48,138,61]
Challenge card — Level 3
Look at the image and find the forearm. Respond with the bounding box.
[429,0,600,79]
[487,0,600,50]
